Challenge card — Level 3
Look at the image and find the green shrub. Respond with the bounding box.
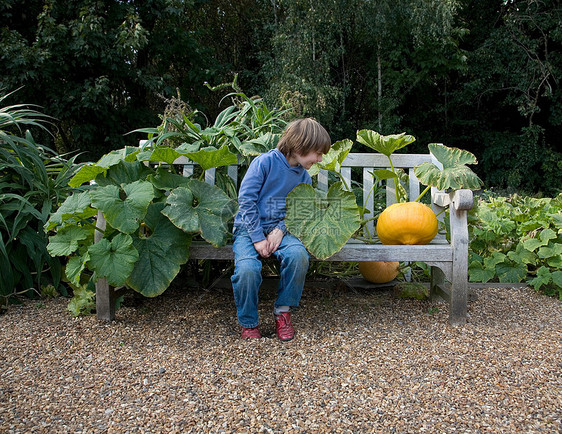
[45,90,289,313]
[0,90,83,308]
[468,191,562,298]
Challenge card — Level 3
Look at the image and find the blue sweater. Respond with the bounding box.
[234,149,312,243]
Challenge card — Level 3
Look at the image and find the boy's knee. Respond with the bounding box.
[235,258,262,276]
[285,246,309,268]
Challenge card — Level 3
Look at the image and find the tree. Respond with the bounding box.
[259,0,465,145]
[451,0,562,194]
[0,1,202,159]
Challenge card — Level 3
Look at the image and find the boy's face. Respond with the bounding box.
[294,151,324,170]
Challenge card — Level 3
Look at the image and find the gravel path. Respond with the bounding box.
[1,282,561,433]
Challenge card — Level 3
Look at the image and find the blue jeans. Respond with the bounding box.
[231,227,310,328]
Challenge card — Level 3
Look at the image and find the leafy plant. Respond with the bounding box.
[46,90,289,307]
[0,90,82,307]
[468,192,562,298]
[356,130,415,203]
[286,130,483,257]
[131,89,291,161]
[67,284,96,317]
[286,182,361,260]
[45,146,237,299]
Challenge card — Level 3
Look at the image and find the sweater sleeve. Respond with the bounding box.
[275,172,312,235]
[236,159,267,243]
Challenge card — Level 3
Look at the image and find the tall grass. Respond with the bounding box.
[0,90,83,309]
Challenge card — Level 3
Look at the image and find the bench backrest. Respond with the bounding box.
[163,150,444,236]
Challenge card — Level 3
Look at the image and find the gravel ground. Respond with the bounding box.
[1,281,561,433]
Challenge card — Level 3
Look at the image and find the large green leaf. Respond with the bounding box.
[468,260,496,283]
[181,144,238,170]
[89,180,155,234]
[68,148,139,187]
[148,168,191,191]
[308,139,353,176]
[414,143,483,190]
[88,233,139,287]
[127,203,191,297]
[65,254,89,286]
[528,266,552,290]
[238,132,280,156]
[162,180,238,247]
[94,160,153,187]
[144,147,182,165]
[356,130,415,156]
[285,182,360,259]
[47,226,91,256]
[507,243,537,265]
[45,191,97,231]
[496,261,528,283]
[69,165,106,188]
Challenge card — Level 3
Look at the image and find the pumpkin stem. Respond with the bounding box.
[414,185,431,203]
[337,173,350,191]
[387,155,404,203]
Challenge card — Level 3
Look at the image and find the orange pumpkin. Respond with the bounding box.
[376,202,438,245]
[358,261,400,283]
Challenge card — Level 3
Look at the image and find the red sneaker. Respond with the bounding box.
[275,312,295,341]
[241,326,261,339]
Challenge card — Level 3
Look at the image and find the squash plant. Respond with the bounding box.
[285,139,362,259]
[468,192,562,298]
[285,130,483,259]
[358,130,482,245]
[45,88,289,310]
[45,145,238,298]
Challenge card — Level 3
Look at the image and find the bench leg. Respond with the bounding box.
[449,267,468,325]
[430,266,446,300]
[449,194,470,326]
[96,277,116,322]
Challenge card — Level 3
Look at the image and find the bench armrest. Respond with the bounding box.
[450,189,473,211]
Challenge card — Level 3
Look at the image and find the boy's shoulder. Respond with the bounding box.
[252,149,282,167]
[256,149,279,161]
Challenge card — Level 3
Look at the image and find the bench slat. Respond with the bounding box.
[363,168,375,235]
[188,240,452,262]
[318,169,329,192]
[342,153,433,167]
[341,167,351,191]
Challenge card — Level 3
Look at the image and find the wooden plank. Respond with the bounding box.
[173,155,191,164]
[318,169,329,192]
[227,165,238,187]
[342,153,432,167]
[385,178,396,206]
[325,244,452,262]
[341,167,351,191]
[448,190,470,325]
[94,211,115,321]
[182,164,194,177]
[363,167,374,236]
[188,241,453,262]
[205,168,216,185]
[408,168,420,201]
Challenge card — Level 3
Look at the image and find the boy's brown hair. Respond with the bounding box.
[277,118,331,158]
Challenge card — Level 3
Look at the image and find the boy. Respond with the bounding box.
[231,118,331,340]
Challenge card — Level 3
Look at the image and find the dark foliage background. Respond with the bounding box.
[1,0,560,195]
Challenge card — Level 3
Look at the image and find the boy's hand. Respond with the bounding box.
[253,239,271,258]
[266,228,284,254]
[253,228,284,258]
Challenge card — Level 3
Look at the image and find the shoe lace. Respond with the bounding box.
[276,313,292,329]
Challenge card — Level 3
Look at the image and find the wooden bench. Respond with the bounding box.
[95,151,473,325]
